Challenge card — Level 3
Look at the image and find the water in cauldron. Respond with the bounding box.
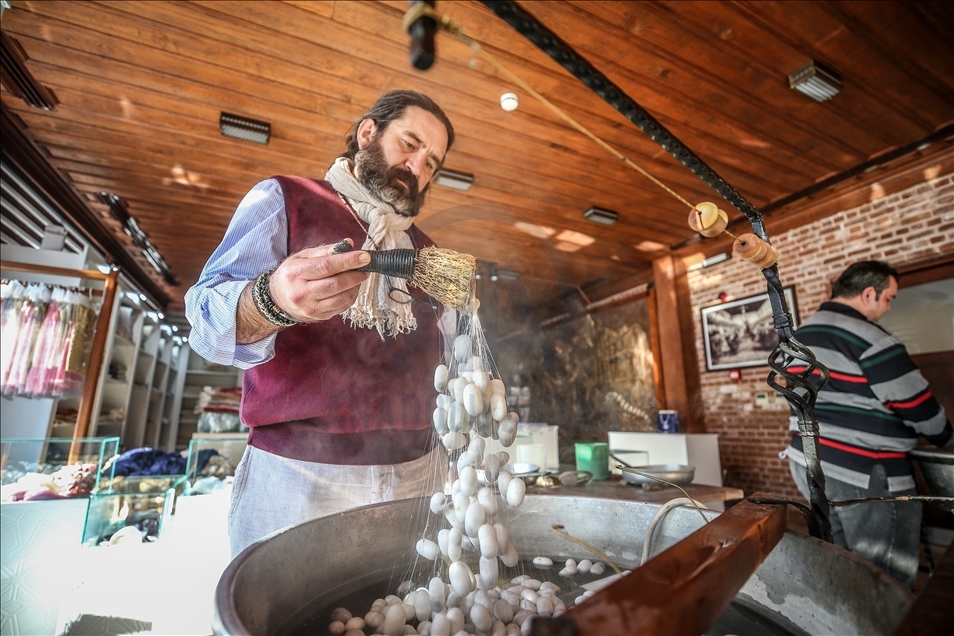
[288,557,806,636]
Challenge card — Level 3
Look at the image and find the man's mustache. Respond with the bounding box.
[387,166,419,198]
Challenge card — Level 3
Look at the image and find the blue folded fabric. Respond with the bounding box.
[111,447,187,476]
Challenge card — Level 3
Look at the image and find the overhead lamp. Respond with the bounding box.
[220,112,270,144]
[434,168,474,191]
[583,206,618,226]
[96,192,179,286]
[500,92,518,112]
[788,61,841,103]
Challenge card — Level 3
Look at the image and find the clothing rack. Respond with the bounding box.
[0,260,120,461]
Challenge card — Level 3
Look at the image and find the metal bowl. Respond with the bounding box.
[476,463,540,486]
[909,448,954,498]
[505,462,540,476]
[619,463,695,486]
[214,495,913,636]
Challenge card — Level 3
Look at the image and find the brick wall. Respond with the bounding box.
[687,173,954,499]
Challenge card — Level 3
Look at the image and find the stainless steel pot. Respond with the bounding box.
[214,495,912,636]
[618,463,696,486]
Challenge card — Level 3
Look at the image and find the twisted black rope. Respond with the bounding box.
[478,0,833,541]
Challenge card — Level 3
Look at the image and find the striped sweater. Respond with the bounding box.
[787,302,952,492]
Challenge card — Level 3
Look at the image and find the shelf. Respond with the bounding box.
[112,335,134,349]
[192,432,248,439]
[185,370,238,376]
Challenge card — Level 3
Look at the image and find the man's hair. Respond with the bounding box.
[831,260,900,299]
[342,90,455,162]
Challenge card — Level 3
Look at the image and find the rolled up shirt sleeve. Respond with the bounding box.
[184,179,288,369]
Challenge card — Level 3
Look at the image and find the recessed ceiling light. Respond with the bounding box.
[635,240,666,252]
[220,112,270,144]
[789,61,841,103]
[500,92,518,112]
[434,168,474,191]
[583,207,618,225]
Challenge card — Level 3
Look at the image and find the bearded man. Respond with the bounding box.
[185,91,455,558]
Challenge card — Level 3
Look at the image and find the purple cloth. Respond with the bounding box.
[111,448,186,476]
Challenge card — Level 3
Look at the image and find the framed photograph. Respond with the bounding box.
[701,287,798,371]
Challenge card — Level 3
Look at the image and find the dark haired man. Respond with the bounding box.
[786,260,951,588]
[186,90,456,557]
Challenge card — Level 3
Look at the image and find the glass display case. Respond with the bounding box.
[82,474,184,545]
[183,433,244,493]
[0,436,120,499]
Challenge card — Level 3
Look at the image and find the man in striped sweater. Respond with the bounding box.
[786,260,952,589]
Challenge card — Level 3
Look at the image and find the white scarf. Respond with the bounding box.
[324,157,417,338]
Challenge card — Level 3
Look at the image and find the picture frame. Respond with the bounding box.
[701,286,798,371]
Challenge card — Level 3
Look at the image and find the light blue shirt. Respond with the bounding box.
[184,179,287,369]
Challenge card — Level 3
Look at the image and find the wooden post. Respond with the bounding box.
[73,268,119,445]
[651,255,702,431]
[542,495,787,636]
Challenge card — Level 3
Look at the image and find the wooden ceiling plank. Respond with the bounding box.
[187,0,810,206]
[16,3,720,202]
[338,0,837,183]
[170,0,749,196]
[820,1,954,101]
[2,7,333,113]
[523,1,877,164]
[16,64,744,238]
[586,0,934,151]
[577,0,909,152]
[49,0,790,214]
[15,85,713,238]
[423,182,686,247]
[732,1,954,129]
[52,155,257,199]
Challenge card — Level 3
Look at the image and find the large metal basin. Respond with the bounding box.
[214,495,912,636]
[910,448,954,498]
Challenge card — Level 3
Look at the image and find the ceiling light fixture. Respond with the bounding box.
[96,192,179,286]
[220,112,270,144]
[500,92,518,112]
[583,206,618,226]
[434,168,474,191]
[788,61,841,103]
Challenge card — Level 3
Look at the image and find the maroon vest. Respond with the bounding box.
[242,176,440,465]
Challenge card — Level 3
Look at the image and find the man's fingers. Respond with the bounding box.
[290,244,372,280]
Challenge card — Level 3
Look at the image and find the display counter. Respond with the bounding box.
[526,470,744,506]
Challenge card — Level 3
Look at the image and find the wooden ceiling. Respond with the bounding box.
[2,1,952,313]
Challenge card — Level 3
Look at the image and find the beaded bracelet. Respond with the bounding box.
[251,270,299,328]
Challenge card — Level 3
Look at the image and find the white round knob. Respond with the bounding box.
[500,92,518,112]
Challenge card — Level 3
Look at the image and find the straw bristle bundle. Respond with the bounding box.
[410,246,477,311]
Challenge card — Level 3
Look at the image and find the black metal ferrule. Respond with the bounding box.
[358,248,417,280]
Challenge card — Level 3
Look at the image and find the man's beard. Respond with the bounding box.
[354,138,426,217]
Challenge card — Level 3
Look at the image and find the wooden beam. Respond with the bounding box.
[541,495,787,636]
[651,254,702,431]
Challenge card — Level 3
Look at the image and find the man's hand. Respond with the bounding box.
[236,240,371,344]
